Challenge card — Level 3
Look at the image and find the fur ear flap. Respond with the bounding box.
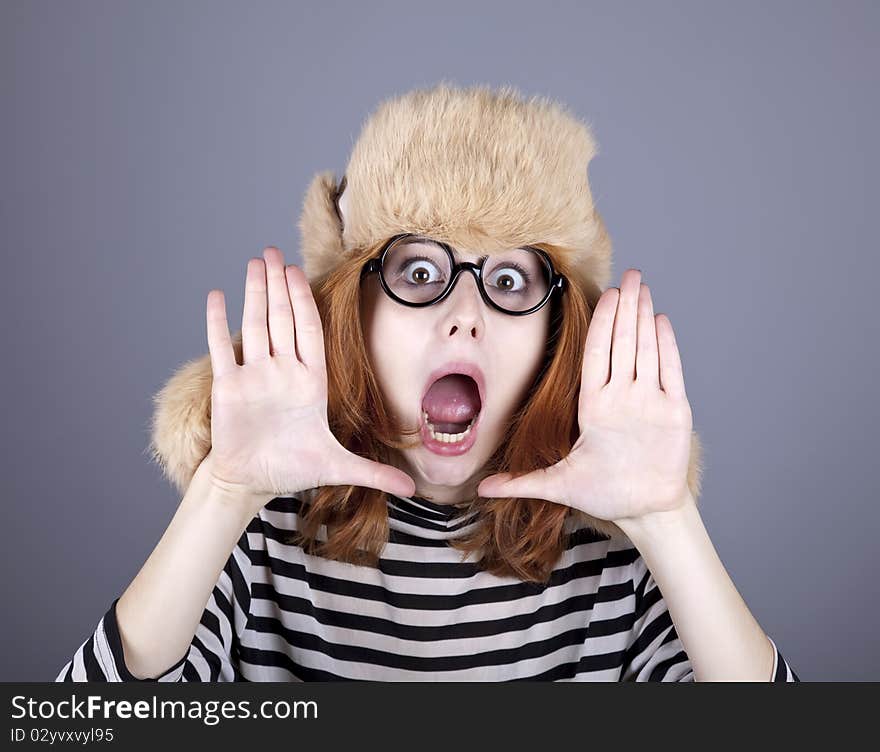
[298,170,347,286]
[334,173,348,232]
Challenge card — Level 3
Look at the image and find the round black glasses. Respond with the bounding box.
[360,233,567,316]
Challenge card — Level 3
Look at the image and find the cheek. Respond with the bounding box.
[365,305,418,411]
[499,319,550,394]
[513,316,550,361]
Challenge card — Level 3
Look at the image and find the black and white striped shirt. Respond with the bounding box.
[56,493,800,682]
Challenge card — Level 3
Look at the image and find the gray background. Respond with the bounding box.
[2,0,877,681]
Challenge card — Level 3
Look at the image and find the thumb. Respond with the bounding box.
[331,452,416,498]
[478,464,566,502]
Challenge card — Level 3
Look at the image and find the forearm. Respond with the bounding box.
[616,494,776,682]
[115,454,272,679]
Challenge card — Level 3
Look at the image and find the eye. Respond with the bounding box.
[398,256,446,286]
[487,262,532,294]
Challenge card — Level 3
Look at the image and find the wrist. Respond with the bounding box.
[190,454,273,521]
[615,491,700,547]
[207,477,273,520]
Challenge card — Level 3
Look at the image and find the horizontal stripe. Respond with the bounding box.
[247,583,636,643]
[246,547,639,610]
[55,492,800,683]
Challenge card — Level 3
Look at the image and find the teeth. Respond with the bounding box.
[422,410,476,443]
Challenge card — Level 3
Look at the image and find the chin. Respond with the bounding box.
[404,446,483,486]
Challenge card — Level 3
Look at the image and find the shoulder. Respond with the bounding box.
[560,514,644,580]
[240,493,311,553]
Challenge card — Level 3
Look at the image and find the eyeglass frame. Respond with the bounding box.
[359,232,568,316]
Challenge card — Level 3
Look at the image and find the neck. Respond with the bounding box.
[387,453,481,506]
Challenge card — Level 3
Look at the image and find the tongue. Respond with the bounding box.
[422,374,481,432]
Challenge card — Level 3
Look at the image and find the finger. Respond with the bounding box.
[286,264,326,370]
[581,287,619,395]
[476,465,566,503]
[263,247,296,357]
[206,289,237,380]
[328,455,416,498]
[635,283,660,389]
[656,314,687,400]
[610,269,642,383]
[242,258,270,364]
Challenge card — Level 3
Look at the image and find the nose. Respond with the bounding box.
[440,269,485,338]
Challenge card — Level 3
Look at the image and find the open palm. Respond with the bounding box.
[477,269,693,524]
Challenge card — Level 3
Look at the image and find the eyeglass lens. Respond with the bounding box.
[381,237,551,313]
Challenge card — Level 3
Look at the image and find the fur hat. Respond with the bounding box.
[147,81,704,508]
[299,81,612,310]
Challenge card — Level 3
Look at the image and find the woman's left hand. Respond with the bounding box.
[477,269,695,525]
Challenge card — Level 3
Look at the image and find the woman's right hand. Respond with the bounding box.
[202,246,416,505]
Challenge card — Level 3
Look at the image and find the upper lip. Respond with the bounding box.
[421,360,486,413]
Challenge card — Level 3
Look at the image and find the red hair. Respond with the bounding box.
[289,241,619,583]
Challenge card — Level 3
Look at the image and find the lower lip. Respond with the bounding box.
[420,411,482,456]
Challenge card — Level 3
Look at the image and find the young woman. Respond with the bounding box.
[56,83,800,682]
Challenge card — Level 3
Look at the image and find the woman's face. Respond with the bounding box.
[360,246,552,505]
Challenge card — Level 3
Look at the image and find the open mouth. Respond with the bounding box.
[422,410,479,443]
[420,369,484,454]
